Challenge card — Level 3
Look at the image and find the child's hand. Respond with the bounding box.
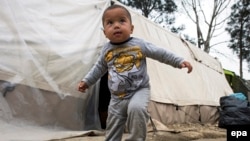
[78,81,88,93]
[180,61,193,73]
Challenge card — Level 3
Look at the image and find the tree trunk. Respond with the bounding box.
[239,22,244,78]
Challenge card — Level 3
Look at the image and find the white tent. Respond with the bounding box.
[0,0,232,140]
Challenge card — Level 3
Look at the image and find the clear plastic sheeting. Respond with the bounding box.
[0,0,109,138]
[0,0,108,95]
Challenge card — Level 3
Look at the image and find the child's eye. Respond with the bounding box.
[107,21,113,25]
[120,19,126,23]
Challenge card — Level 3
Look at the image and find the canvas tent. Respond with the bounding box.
[0,0,233,140]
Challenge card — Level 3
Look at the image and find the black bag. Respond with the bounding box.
[218,95,250,128]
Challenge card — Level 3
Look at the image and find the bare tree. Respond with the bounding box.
[181,0,231,53]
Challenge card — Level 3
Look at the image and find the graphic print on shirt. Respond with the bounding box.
[105,46,145,94]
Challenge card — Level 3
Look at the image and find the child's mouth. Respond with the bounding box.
[114,31,122,36]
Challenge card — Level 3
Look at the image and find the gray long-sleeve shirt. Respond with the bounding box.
[82,37,184,99]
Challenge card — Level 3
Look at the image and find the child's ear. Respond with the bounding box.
[103,28,107,36]
[130,25,134,33]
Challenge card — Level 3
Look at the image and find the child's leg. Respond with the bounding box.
[126,88,150,141]
[105,98,128,141]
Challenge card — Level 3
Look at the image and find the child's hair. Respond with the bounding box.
[102,4,132,25]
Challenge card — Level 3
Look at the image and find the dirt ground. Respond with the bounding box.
[54,123,227,141]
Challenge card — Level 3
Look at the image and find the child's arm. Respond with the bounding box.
[78,47,108,92]
[142,40,192,70]
[142,41,183,68]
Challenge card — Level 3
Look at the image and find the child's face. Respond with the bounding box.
[103,8,134,43]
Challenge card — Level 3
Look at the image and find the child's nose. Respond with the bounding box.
[114,22,120,28]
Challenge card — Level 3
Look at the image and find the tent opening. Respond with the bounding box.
[98,72,110,129]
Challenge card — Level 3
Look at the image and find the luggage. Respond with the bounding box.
[218,93,250,128]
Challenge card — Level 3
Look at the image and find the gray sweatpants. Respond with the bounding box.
[105,88,150,141]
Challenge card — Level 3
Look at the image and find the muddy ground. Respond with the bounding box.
[53,123,227,141]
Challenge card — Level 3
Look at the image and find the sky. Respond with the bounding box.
[174,0,250,80]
